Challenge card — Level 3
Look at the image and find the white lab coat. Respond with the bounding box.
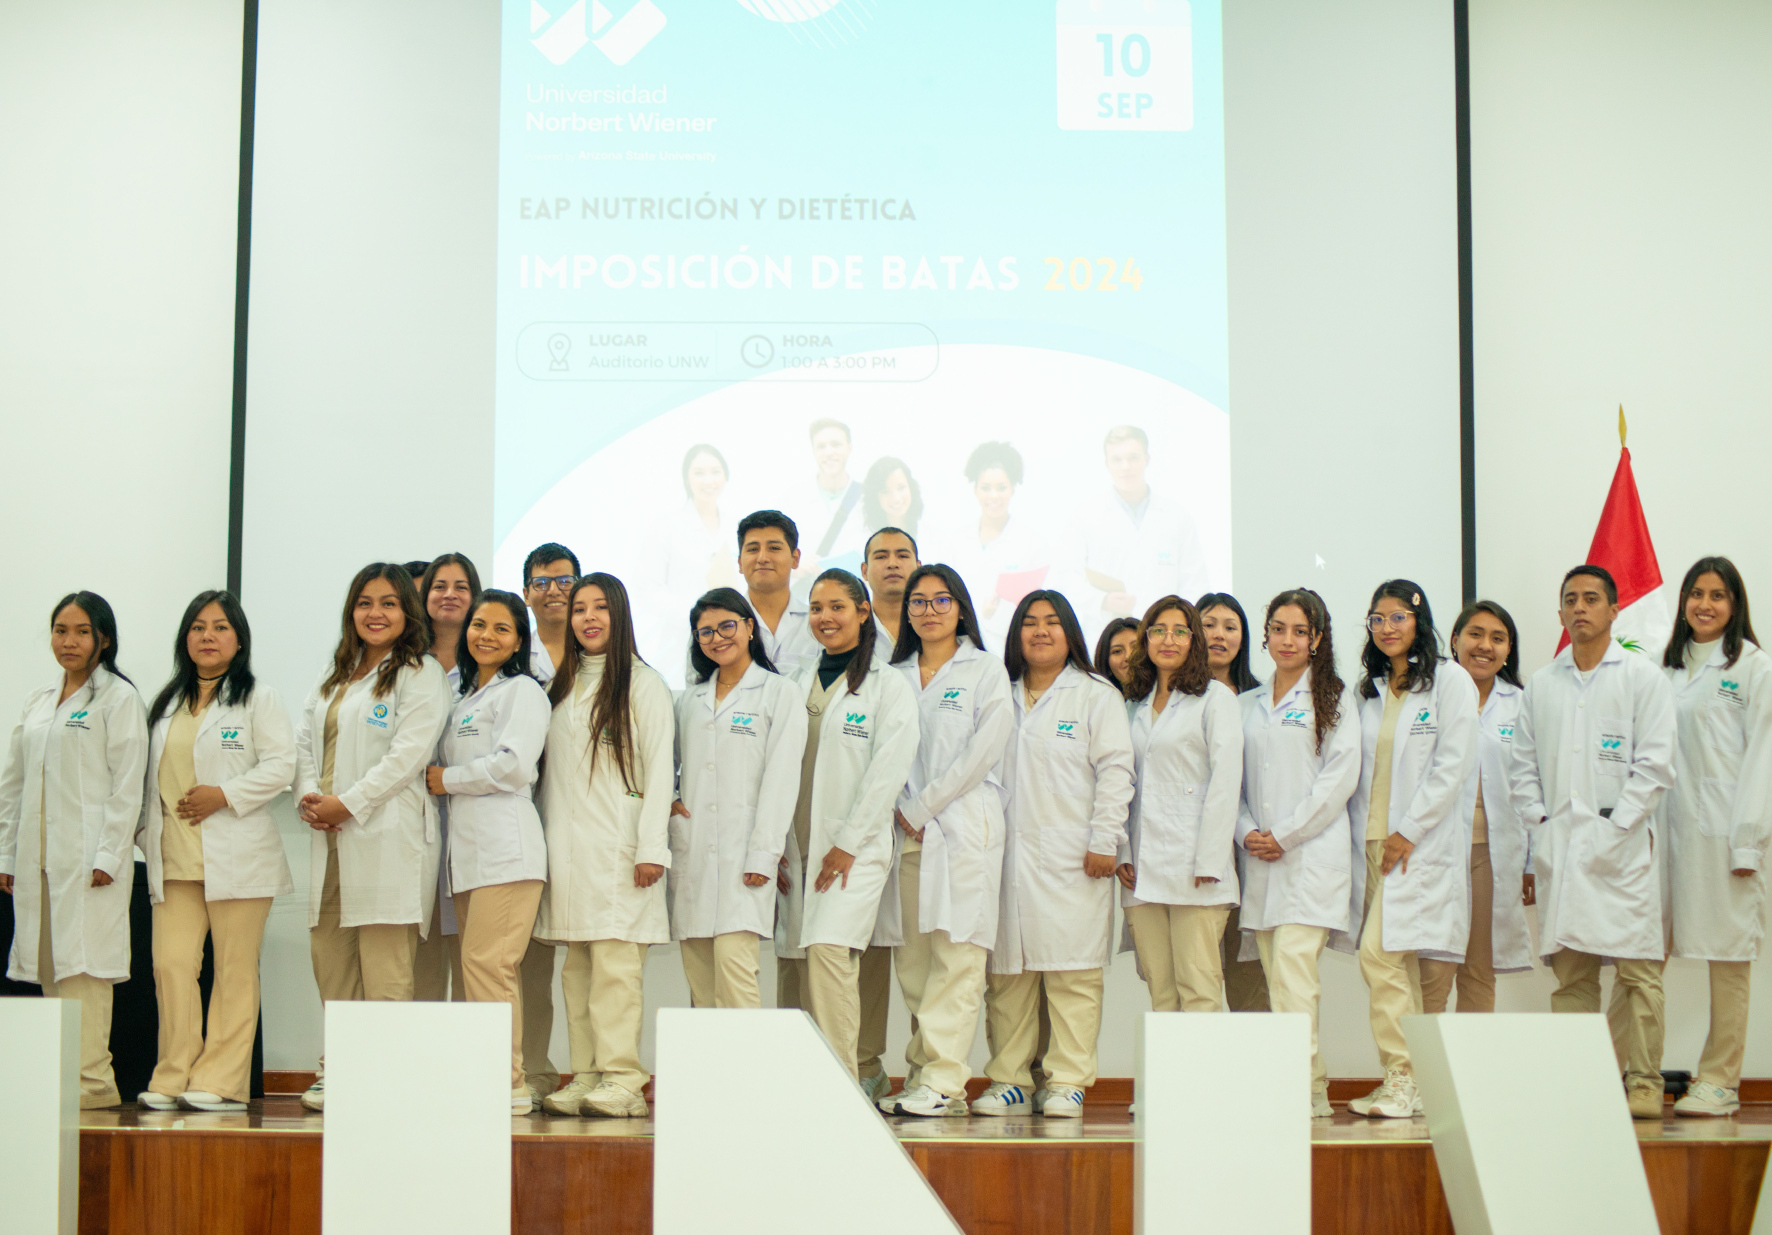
[1662,640,1772,961]
[775,657,919,956]
[535,656,676,944]
[991,665,1135,974]
[0,667,147,983]
[295,657,452,932]
[1456,679,1535,973]
[946,516,1050,648]
[1342,663,1480,958]
[670,663,807,939]
[439,671,551,893]
[138,686,297,903]
[1235,672,1360,943]
[1077,487,1211,643]
[1508,641,1677,962]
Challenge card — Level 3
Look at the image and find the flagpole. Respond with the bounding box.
[1619,404,1627,448]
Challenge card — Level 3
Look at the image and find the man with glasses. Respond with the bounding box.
[523,542,581,685]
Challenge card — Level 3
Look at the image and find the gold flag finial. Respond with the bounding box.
[1618,404,1627,447]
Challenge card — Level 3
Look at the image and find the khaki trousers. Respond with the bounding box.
[309,836,419,1004]
[779,944,863,1080]
[984,968,1103,1089]
[894,848,988,1097]
[681,932,762,1009]
[1126,902,1230,1013]
[1419,843,1495,1013]
[857,944,893,1081]
[412,892,465,1002]
[38,872,118,1107]
[561,939,648,1094]
[1255,924,1330,1093]
[454,880,545,1089]
[148,880,271,1102]
[1550,948,1665,1089]
[1221,904,1271,1012]
[1696,960,1751,1088]
[521,941,559,1094]
[1357,840,1423,1073]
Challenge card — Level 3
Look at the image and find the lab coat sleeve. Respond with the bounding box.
[0,704,28,876]
[747,677,809,876]
[337,663,450,822]
[293,681,322,801]
[899,664,1013,829]
[1198,687,1245,880]
[1507,680,1548,828]
[1271,695,1359,852]
[1086,684,1137,857]
[95,685,149,879]
[440,680,550,797]
[633,670,678,869]
[1610,664,1676,833]
[219,688,297,817]
[1728,656,1772,871]
[830,671,920,856]
[1396,670,1480,844]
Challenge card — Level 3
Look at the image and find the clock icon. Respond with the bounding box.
[740,334,774,368]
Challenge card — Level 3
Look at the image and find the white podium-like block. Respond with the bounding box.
[1135,1011,1311,1235]
[654,1008,961,1235]
[0,998,80,1234]
[322,1001,511,1235]
[1406,1013,1657,1235]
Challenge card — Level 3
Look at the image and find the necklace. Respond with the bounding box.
[197,672,227,683]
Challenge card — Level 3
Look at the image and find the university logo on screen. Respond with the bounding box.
[531,0,668,66]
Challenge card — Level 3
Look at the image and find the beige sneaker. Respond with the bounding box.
[580,1081,649,1118]
[543,1073,602,1116]
[1627,1079,1665,1120]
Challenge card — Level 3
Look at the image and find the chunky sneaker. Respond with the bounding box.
[1627,1079,1665,1120]
[179,1091,246,1112]
[1356,1069,1421,1119]
[874,1086,904,1115]
[1311,1088,1334,1119]
[137,1091,179,1111]
[300,1075,325,1112]
[543,1074,601,1116]
[512,1086,535,1115]
[1040,1083,1086,1118]
[969,1082,1031,1116]
[860,1073,892,1105]
[1674,1080,1741,1118]
[895,1084,968,1118]
[580,1080,649,1118]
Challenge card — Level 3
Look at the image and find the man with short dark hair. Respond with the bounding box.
[522,542,581,684]
[735,511,820,677]
[861,527,920,653]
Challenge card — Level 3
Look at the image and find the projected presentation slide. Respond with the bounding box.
[495,0,1230,684]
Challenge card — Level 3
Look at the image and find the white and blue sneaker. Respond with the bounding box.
[1674,1081,1740,1118]
[969,1082,1031,1116]
[896,1084,969,1117]
[1040,1084,1086,1118]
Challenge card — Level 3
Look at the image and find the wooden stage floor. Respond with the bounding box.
[78,1093,1772,1234]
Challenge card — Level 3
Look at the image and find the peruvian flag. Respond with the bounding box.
[1559,426,1670,655]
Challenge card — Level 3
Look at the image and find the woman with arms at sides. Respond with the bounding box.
[1092,617,1140,696]
[537,574,675,1119]
[294,563,451,1111]
[0,592,147,1109]
[137,590,295,1112]
[1237,589,1360,1119]
[669,588,805,1009]
[973,590,1134,1119]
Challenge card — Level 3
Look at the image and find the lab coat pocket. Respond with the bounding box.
[1040,740,1092,799]
[1037,824,1093,884]
[1587,814,1648,880]
[1698,777,1736,839]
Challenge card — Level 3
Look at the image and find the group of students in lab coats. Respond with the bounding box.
[2,522,1765,1125]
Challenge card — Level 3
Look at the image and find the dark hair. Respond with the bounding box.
[149,590,255,724]
[547,573,645,792]
[420,553,483,643]
[964,441,1023,486]
[456,590,535,696]
[687,587,777,684]
[681,443,729,498]
[810,569,875,694]
[1264,588,1343,754]
[49,591,130,685]
[861,457,924,536]
[1003,590,1096,683]
[1128,596,1211,701]
[737,509,799,554]
[321,563,430,700]
[889,564,986,664]
[1561,564,1618,606]
[401,560,432,582]
[523,542,581,584]
[1665,556,1758,671]
[863,524,920,563]
[1092,617,1141,693]
[1451,600,1523,689]
[1357,579,1442,699]
[1197,592,1261,694]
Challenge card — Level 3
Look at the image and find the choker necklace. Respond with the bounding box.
[197,673,227,683]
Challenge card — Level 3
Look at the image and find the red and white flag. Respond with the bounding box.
[1558,409,1669,655]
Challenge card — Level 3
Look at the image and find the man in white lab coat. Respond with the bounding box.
[736,510,821,677]
[790,418,868,592]
[1509,565,1676,1119]
[1078,426,1210,644]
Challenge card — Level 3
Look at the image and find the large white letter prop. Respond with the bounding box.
[0,998,80,1234]
[1407,1013,1657,1235]
[322,1002,511,1235]
[1135,1010,1311,1235]
[655,1008,961,1235]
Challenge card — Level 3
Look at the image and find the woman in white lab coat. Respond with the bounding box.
[0,592,147,1109]
[975,590,1134,1119]
[776,569,919,1082]
[1419,601,1535,1016]
[871,565,1012,1117]
[1238,588,1359,1119]
[137,590,295,1112]
[536,572,675,1119]
[1091,617,1140,695]
[425,589,550,1113]
[947,441,1050,647]
[1659,557,1772,1117]
[1115,596,1243,1016]
[1343,581,1478,1119]
[294,562,451,1111]
[669,587,805,1009]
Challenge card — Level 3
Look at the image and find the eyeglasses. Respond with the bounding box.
[1146,624,1191,643]
[1366,612,1413,632]
[906,595,955,616]
[696,619,741,643]
[528,575,578,593]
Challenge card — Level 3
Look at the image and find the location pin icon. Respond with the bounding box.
[547,332,571,371]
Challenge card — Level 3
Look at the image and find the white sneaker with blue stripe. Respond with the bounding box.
[969,1082,1031,1116]
[1040,1083,1086,1118]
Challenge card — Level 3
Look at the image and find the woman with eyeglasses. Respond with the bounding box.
[1092,617,1140,696]
[1341,581,1478,1119]
[668,588,806,1009]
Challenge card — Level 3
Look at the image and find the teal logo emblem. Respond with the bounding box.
[70,710,88,720]
[1497,725,1514,740]
[1600,737,1623,751]
[1416,710,1430,723]
[1722,680,1740,691]
[1057,722,1075,733]
[846,712,866,724]
[733,714,754,726]
[221,729,239,740]
[942,689,961,700]
[459,714,474,726]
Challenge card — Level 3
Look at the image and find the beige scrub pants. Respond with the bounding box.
[521,941,560,1095]
[894,845,988,1098]
[148,880,271,1102]
[1358,840,1424,1073]
[1550,949,1666,1090]
[681,931,762,1008]
[412,891,465,1002]
[454,880,546,1090]
[984,968,1104,1090]
[309,833,419,1004]
[857,944,893,1082]
[1126,902,1231,1013]
[1254,924,1331,1095]
[1221,904,1271,1012]
[779,944,864,1081]
[1695,960,1751,1089]
[561,939,649,1095]
[1419,844,1496,1013]
[38,872,120,1108]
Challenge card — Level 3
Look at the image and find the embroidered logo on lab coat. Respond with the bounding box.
[938,687,966,714]
[842,712,870,738]
[1408,708,1436,737]
[457,712,481,738]
[1597,725,1628,766]
[65,709,91,730]
[1496,725,1514,742]
[1719,679,1745,705]
[1280,708,1310,730]
[367,702,391,730]
[220,727,246,751]
[1054,720,1080,739]
[729,711,759,736]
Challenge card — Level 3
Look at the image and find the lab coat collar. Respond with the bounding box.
[919,640,984,691]
[1478,677,1520,716]
[1261,668,1314,714]
[62,665,114,712]
[693,660,769,712]
[1552,637,1626,676]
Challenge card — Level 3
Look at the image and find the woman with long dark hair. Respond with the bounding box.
[862,455,925,538]
[293,563,451,1111]
[137,591,295,1112]
[420,553,482,679]
[1091,617,1139,695]
[0,592,146,1109]
[537,573,675,1119]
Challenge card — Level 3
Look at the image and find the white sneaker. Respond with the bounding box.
[1674,1081,1739,1118]
[512,1086,535,1115]
[580,1080,648,1118]
[138,1091,179,1110]
[300,1076,325,1112]
[969,1082,1031,1116]
[860,1073,891,1105]
[179,1091,246,1112]
[1040,1084,1086,1118]
[874,1086,904,1114]
[1311,1088,1334,1119]
[543,1074,600,1116]
[895,1084,968,1118]
[1361,1069,1421,1119]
